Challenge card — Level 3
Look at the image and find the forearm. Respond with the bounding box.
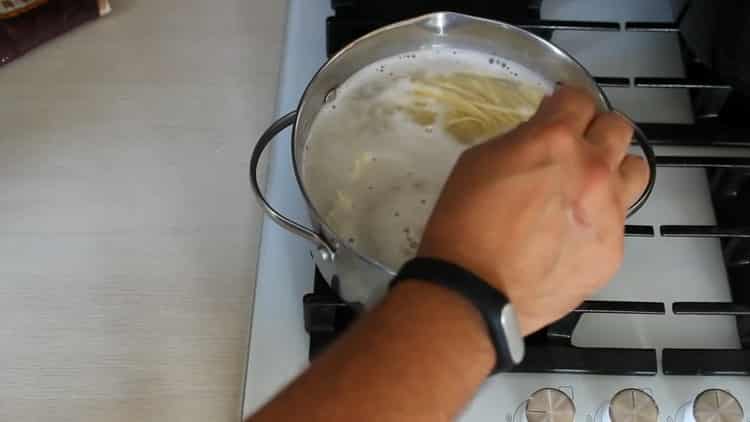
[248,281,495,422]
[248,87,647,421]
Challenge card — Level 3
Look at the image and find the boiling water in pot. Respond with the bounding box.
[302,48,552,270]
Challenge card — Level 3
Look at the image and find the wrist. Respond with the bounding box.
[418,242,507,296]
[386,280,496,374]
[416,247,535,336]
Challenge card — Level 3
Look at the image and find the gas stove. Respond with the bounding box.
[243,0,750,420]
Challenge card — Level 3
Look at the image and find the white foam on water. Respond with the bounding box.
[302,47,552,270]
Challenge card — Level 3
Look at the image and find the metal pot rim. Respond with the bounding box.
[282,11,652,275]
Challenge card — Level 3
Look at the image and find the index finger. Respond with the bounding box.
[528,85,598,136]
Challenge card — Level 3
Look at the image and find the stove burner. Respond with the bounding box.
[304,0,750,376]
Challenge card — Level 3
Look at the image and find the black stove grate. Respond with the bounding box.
[304,0,750,376]
[304,270,750,376]
[327,3,750,146]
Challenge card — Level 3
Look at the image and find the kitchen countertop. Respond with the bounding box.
[0,1,287,420]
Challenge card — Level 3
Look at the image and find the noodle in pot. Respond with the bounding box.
[303,48,551,270]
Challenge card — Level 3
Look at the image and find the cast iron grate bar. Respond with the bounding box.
[665,303,750,375]
[578,301,664,314]
[626,225,654,237]
[326,17,388,57]
[673,302,750,315]
[634,77,732,90]
[660,226,750,238]
[656,156,750,168]
[673,302,750,347]
[638,123,750,147]
[595,77,630,87]
[514,301,664,375]
[327,17,619,58]
[624,22,679,32]
[515,19,619,31]
[663,349,750,375]
[516,346,658,375]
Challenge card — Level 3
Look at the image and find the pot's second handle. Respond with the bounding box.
[611,110,656,218]
[250,111,336,260]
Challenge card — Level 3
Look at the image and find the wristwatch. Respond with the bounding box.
[390,257,525,373]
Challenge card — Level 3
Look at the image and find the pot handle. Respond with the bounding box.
[612,110,657,218]
[250,111,336,260]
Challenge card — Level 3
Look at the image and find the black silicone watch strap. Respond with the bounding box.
[390,257,523,373]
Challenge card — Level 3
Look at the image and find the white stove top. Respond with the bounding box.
[243,0,750,420]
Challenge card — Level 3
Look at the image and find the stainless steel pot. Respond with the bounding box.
[249,12,656,307]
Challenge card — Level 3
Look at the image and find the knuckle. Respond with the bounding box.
[601,112,634,141]
[540,122,578,150]
[559,85,596,109]
[586,159,612,184]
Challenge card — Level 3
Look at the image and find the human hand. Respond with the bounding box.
[418,86,649,336]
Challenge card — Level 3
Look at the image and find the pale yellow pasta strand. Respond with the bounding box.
[407,72,545,144]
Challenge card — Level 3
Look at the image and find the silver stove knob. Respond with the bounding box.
[526,388,576,422]
[693,389,744,422]
[609,389,659,422]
